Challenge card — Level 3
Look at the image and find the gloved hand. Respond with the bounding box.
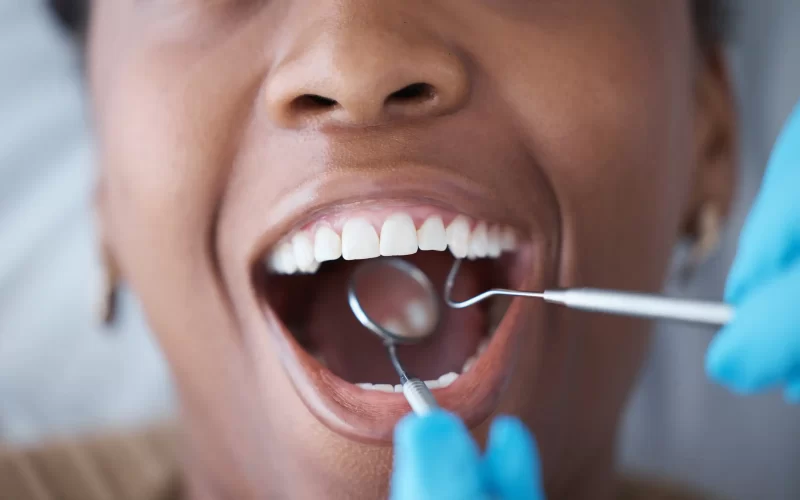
[707,101,800,402]
[390,410,543,500]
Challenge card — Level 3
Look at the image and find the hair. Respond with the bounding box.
[50,0,730,48]
[693,0,732,49]
[48,0,89,39]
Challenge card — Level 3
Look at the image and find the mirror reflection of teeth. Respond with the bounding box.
[405,300,430,334]
[266,212,518,275]
[382,318,407,336]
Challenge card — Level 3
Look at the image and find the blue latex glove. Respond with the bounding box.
[707,101,800,402]
[391,411,543,500]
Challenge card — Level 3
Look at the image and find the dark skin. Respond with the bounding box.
[88,1,736,499]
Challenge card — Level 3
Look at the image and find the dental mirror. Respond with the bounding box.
[347,258,441,414]
[347,258,441,346]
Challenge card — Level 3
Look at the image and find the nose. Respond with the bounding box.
[265,16,470,128]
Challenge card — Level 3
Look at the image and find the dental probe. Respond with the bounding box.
[445,260,734,326]
[386,344,440,416]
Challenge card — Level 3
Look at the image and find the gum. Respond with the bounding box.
[296,204,472,235]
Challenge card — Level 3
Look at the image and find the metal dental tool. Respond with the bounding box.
[444,259,734,326]
[348,256,732,416]
[348,258,441,415]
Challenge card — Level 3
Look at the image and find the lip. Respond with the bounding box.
[244,166,546,268]
[248,169,543,443]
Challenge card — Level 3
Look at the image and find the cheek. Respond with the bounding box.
[99,66,219,312]
[483,16,695,291]
[90,33,263,343]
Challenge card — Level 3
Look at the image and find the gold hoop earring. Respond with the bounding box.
[95,224,120,327]
[678,203,722,282]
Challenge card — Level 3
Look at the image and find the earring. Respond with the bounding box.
[95,220,120,327]
[678,203,722,282]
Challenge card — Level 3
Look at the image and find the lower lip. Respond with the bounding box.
[261,252,533,444]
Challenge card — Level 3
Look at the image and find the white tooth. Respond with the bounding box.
[424,380,441,389]
[394,384,404,393]
[380,213,418,256]
[342,218,380,260]
[277,242,297,274]
[446,215,471,258]
[438,372,459,388]
[462,355,477,373]
[406,300,432,336]
[478,338,490,354]
[383,318,407,337]
[500,227,517,251]
[305,260,321,274]
[487,225,502,258]
[374,384,394,393]
[266,251,282,273]
[417,216,447,251]
[357,383,373,390]
[292,232,315,271]
[314,226,342,262]
[468,222,489,259]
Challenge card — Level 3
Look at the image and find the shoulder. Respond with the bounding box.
[0,423,182,500]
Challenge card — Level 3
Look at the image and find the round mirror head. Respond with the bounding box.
[348,258,441,345]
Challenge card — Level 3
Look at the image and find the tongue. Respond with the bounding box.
[305,254,487,384]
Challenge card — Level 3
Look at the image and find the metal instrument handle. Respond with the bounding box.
[403,378,439,415]
[545,288,734,326]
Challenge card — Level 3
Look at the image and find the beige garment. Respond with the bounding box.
[0,425,181,500]
[0,425,714,500]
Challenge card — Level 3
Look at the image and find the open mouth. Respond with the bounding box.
[254,202,531,442]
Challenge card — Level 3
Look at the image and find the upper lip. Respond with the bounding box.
[245,165,541,270]
[246,168,540,443]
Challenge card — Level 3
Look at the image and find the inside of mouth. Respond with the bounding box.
[261,251,514,389]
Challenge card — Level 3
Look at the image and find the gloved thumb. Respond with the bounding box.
[391,411,487,500]
[724,101,800,304]
[707,260,800,396]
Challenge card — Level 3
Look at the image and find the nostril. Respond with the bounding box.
[386,83,436,105]
[279,83,442,126]
[290,94,339,115]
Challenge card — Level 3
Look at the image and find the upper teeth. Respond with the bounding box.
[379,213,418,256]
[314,226,341,262]
[342,218,380,260]
[417,216,448,251]
[267,212,518,275]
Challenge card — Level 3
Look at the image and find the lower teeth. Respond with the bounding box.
[356,371,459,393]
[310,294,502,392]
[353,336,490,392]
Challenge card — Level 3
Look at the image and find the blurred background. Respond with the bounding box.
[0,1,797,499]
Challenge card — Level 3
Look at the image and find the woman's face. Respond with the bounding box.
[88,1,734,498]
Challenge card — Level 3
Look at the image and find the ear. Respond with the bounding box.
[682,47,737,239]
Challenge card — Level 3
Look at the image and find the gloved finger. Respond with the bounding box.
[391,411,487,500]
[783,375,800,404]
[707,261,800,393]
[725,101,800,304]
[483,416,544,500]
